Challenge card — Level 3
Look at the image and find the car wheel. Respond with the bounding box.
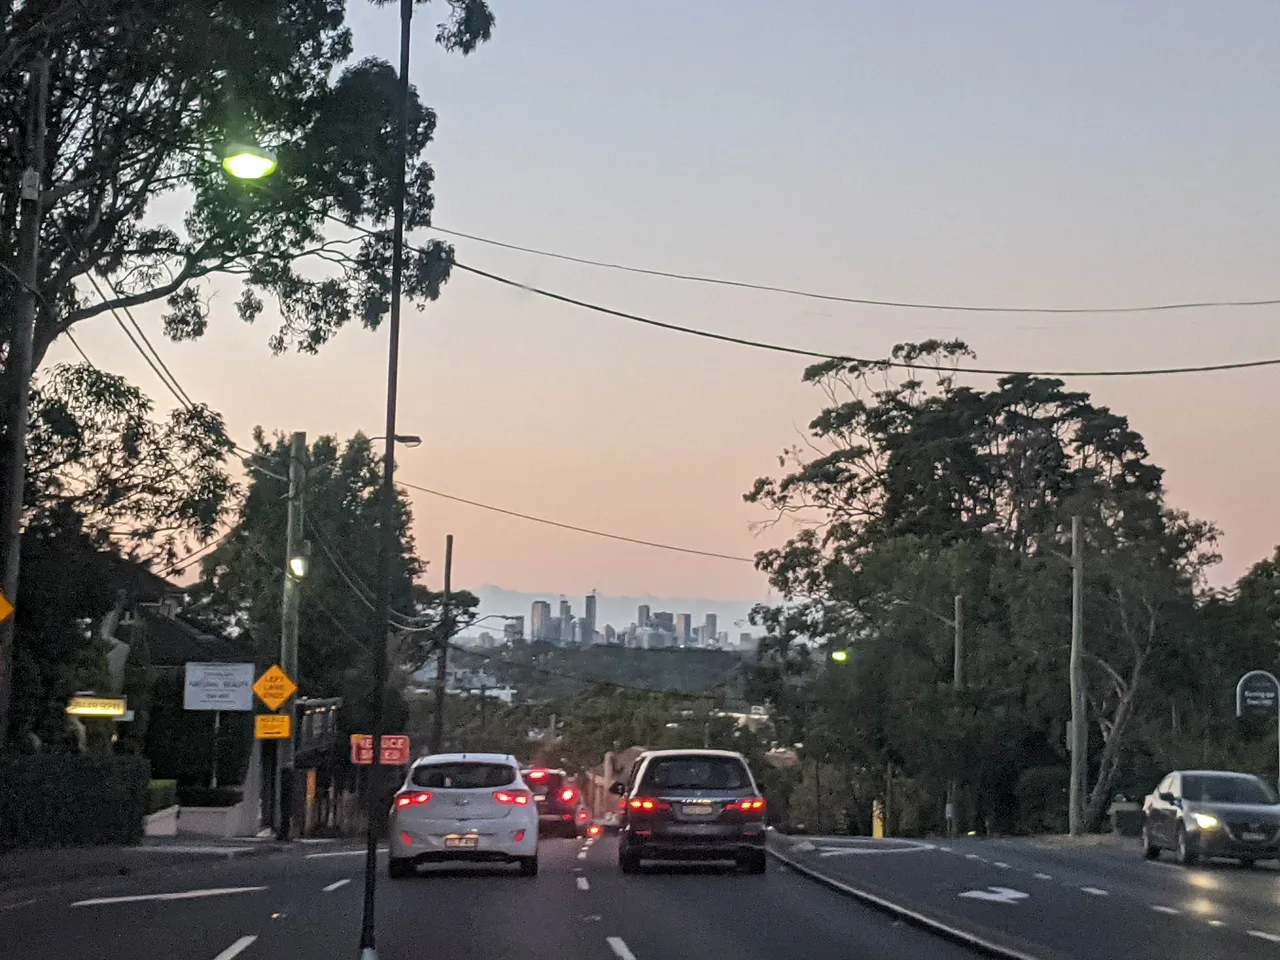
[388,857,414,880]
[1141,823,1160,860]
[739,850,767,874]
[518,856,539,877]
[619,846,641,874]
[1176,824,1199,866]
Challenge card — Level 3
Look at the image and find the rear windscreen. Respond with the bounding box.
[641,756,751,791]
[523,771,563,795]
[411,762,515,789]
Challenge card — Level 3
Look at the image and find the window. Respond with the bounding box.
[1182,775,1278,805]
[640,755,752,791]
[410,762,515,789]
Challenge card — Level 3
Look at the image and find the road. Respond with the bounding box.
[772,832,1280,960]
[0,833,984,960]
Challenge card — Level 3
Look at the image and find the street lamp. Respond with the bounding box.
[362,0,418,954]
[370,434,422,448]
[829,648,849,663]
[219,141,278,181]
[287,540,311,580]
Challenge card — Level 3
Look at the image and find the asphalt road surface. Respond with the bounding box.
[0,833,985,960]
[773,832,1280,960]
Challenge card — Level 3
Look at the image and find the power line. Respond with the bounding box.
[429,224,1280,317]
[398,479,755,563]
[451,260,1280,379]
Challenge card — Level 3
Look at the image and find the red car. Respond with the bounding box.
[523,767,589,839]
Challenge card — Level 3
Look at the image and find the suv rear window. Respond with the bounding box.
[411,762,515,789]
[641,755,751,791]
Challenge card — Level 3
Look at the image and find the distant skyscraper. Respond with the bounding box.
[504,617,524,642]
[584,592,598,644]
[604,624,617,642]
[653,611,675,634]
[637,604,651,628]
[531,601,553,641]
[704,614,718,646]
[675,613,692,643]
[559,598,572,645]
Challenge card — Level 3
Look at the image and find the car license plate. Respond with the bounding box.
[444,834,478,849]
[1242,831,1267,841]
[682,804,715,817]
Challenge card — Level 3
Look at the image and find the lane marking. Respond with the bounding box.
[958,886,1029,904]
[305,848,387,859]
[817,839,936,857]
[578,850,588,860]
[1248,931,1280,943]
[964,854,986,862]
[1080,887,1108,897]
[607,936,638,960]
[938,846,953,853]
[993,862,1010,869]
[73,886,268,907]
[212,936,257,960]
[1152,906,1181,915]
[1033,873,1052,880]
[0,897,39,913]
[322,879,350,893]
[577,877,590,891]
[1208,920,1227,928]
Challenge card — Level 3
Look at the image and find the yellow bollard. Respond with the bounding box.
[872,799,885,838]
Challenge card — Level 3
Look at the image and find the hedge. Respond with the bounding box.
[177,785,243,808]
[0,754,151,848]
[148,779,177,814]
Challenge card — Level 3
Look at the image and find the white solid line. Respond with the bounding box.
[1080,887,1108,896]
[993,862,1010,869]
[606,936,638,960]
[1249,931,1280,943]
[1033,873,1052,880]
[322,879,351,893]
[73,887,268,907]
[1152,906,1181,915]
[212,936,258,960]
[306,848,387,859]
[577,877,590,891]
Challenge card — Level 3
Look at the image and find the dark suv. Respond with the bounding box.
[523,767,588,838]
[612,749,766,874]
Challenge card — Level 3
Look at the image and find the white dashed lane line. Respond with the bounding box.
[1033,873,1052,880]
[322,879,350,893]
[1207,920,1227,928]
[212,936,257,960]
[1080,887,1109,897]
[992,861,1010,869]
[607,936,639,960]
[577,877,590,891]
[1249,931,1280,943]
[1151,906,1181,915]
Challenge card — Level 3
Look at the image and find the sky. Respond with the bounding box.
[50,1,1280,606]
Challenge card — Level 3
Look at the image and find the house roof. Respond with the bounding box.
[137,605,251,666]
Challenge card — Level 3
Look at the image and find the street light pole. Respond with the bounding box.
[430,533,454,754]
[948,593,963,838]
[1068,516,1086,835]
[275,430,306,840]
[359,0,413,954]
[0,58,50,748]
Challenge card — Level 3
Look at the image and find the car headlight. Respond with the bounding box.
[1191,812,1221,830]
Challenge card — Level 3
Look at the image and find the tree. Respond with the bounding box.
[744,342,1217,833]
[190,430,476,737]
[0,0,495,742]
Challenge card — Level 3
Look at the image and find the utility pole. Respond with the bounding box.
[430,534,453,754]
[275,430,305,840]
[1069,516,1087,835]
[0,59,50,747]
[947,594,963,838]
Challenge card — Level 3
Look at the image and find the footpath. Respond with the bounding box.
[0,836,286,896]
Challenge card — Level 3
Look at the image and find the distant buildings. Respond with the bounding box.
[675,613,692,644]
[503,617,524,642]
[531,600,555,641]
[653,611,675,634]
[584,592,598,645]
[704,614,717,646]
[559,598,572,644]
[637,604,651,628]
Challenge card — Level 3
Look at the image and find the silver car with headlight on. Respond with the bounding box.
[1141,769,1280,866]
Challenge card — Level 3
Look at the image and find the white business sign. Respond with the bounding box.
[184,662,255,711]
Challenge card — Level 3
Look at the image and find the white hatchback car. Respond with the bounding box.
[388,753,539,878]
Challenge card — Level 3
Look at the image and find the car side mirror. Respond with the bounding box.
[609,782,627,796]
[1158,791,1178,805]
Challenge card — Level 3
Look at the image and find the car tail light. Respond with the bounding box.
[514,829,526,843]
[589,824,602,836]
[494,789,532,806]
[578,809,589,821]
[560,787,578,804]
[395,791,432,808]
[729,798,766,813]
[399,832,413,845]
[527,769,547,781]
[628,797,672,813]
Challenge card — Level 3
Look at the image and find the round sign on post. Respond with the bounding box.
[1236,670,1280,795]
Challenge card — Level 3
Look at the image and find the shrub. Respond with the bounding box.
[147,779,177,813]
[176,785,243,808]
[0,754,150,848]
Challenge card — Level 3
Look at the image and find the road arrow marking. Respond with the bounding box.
[958,886,1030,904]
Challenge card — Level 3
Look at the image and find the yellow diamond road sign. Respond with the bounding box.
[0,590,13,624]
[253,664,297,712]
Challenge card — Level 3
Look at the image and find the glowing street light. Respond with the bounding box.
[220,141,278,181]
[287,540,311,580]
[829,648,850,663]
